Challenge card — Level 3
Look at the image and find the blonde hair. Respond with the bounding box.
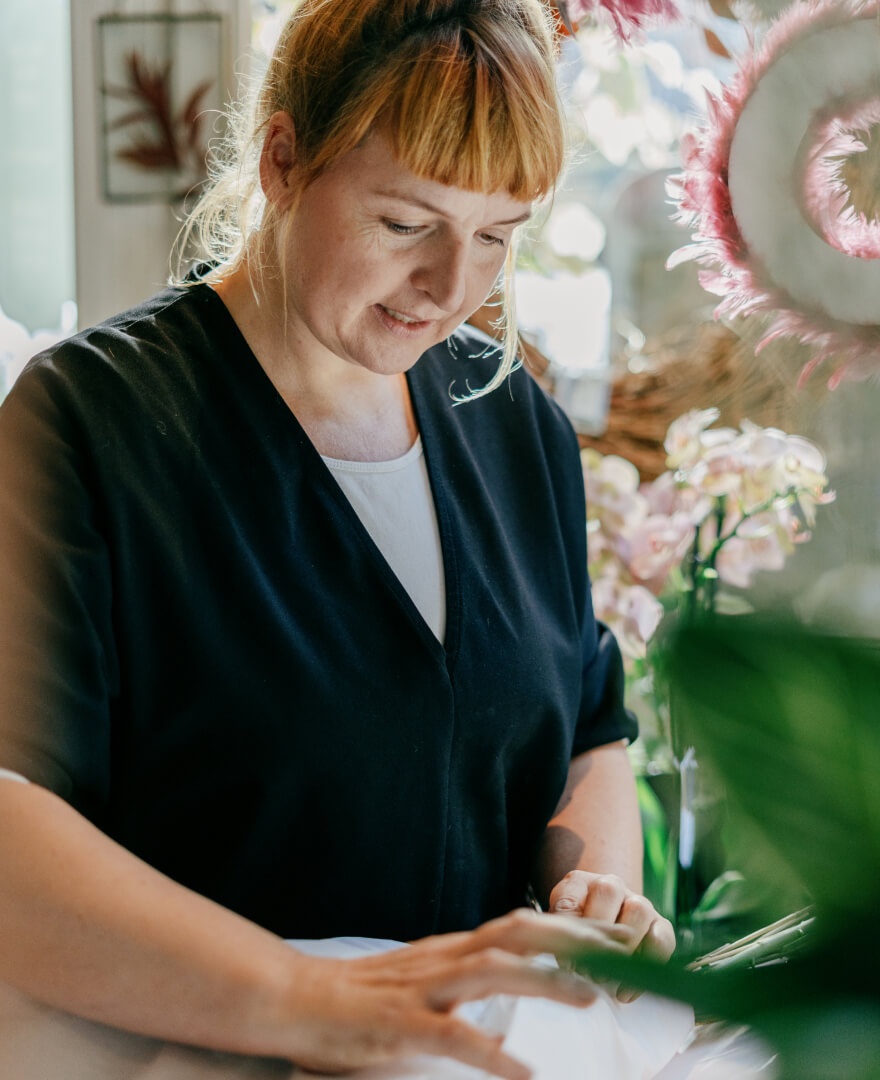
[177,0,567,397]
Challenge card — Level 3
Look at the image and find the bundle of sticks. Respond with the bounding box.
[690,908,816,972]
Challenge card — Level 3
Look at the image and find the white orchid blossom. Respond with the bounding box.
[583,410,835,662]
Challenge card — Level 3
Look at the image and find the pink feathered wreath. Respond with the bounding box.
[556,0,680,40]
[668,0,880,389]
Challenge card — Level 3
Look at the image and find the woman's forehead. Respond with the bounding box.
[341,132,534,222]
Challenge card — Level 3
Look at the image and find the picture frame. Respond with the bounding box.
[97,12,225,203]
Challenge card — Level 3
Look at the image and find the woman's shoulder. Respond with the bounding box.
[5,285,236,422]
[24,285,224,381]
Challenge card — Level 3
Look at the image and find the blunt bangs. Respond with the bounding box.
[380,33,565,200]
[287,2,566,202]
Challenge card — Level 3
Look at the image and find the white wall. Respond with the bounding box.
[0,1,76,333]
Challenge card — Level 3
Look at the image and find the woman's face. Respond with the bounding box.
[274,130,532,379]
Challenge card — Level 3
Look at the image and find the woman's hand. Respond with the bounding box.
[0,785,641,1079]
[276,908,637,1079]
[549,870,676,999]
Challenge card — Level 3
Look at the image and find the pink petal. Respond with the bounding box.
[568,0,680,40]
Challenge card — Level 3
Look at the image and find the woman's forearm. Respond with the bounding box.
[532,742,644,909]
[0,780,643,1080]
[0,780,299,1058]
[531,744,676,971]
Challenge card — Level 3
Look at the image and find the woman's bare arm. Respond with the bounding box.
[534,742,645,899]
[533,743,675,967]
[0,779,634,1079]
[0,779,301,1054]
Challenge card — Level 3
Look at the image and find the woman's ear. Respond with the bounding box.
[260,111,297,207]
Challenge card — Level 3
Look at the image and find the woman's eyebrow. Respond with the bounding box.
[373,189,533,226]
[490,209,534,226]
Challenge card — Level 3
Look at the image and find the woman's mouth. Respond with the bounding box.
[374,304,433,335]
[384,306,420,324]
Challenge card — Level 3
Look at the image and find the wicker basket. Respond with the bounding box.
[467,304,798,482]
[582,321,796,480]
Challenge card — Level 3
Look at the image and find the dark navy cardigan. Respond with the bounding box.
[0,284,633,941]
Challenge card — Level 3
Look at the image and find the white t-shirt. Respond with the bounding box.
[323,437,446,643]
[0,768,27,784]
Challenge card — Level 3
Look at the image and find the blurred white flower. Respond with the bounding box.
[0,301,75,398]
[664,407,722,468]
[624,511,696,592]
[583,409,835,662]
[592,577,664,660]
[711,515,788,589]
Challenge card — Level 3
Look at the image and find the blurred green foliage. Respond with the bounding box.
[636,775,672,917]
[586,615,880,1079]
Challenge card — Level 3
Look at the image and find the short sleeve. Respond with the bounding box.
[573,605,637,754]
[0,356,117,814]
[539,391,636,755]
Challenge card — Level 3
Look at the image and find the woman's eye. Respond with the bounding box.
[480,233,506,248]
[384,220,421,236]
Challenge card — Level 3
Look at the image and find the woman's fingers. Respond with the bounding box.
[281,993,533,1080]
[421,947,598,1010]
[418,1013,532,1080]
[371,909,634,982]
[416,951,612,1080]
[547,872,677,1001]
[356,912,619,1010]
[550,871,629,922]
[638,914,677,963]
[613,908,676,1001]
[311,906,661,1077]
[283,909,653,1079]
[549,872,674,951]
[469,906,636,959]
[293,949,586,1080]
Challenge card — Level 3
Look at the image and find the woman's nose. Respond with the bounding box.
[413,239,469,313]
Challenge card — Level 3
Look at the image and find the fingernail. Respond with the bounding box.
[553,898,578,912]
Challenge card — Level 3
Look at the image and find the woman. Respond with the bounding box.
[0,0,674,1075]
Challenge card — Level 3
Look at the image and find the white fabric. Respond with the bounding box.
[323,437,446,641]
[0,768,28,784]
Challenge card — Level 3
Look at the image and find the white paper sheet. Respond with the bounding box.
[290,937,695,1079]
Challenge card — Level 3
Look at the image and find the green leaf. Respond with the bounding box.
[637,776,670,916]
[665,615,880,920]
[575,614,880,1078]
[692,870,754,922]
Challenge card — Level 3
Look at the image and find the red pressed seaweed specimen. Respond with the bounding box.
[103,49,214,182]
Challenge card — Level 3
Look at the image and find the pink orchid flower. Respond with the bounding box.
[591,577,664,660]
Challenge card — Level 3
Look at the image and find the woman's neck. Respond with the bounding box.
[211,268,418,462]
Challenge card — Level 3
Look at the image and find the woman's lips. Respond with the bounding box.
[374,304,433,335]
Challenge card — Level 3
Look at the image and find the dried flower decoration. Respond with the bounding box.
[103,49,214,195]
[667,0,880,390]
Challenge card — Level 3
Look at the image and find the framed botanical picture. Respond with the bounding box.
[97,13,225,203]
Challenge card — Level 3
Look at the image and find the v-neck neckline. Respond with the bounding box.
[202,283,460,671]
